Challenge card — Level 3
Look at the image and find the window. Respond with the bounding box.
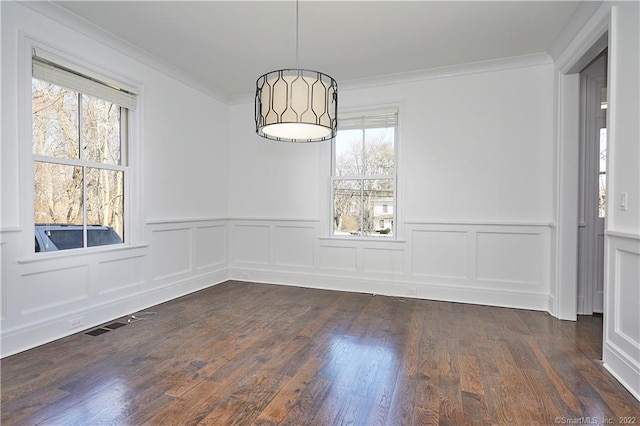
[331,110,397,237]
[31,48,137,252]
[598,127,607,218]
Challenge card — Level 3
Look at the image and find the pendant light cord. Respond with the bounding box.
[295,0,300,69]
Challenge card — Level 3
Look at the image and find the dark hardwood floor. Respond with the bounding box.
[2,281,639,425]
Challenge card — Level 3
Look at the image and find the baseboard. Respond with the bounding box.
[228,268,549,312]
[603,341,640,402]
[0,269,228,358]
[547,294,556,316]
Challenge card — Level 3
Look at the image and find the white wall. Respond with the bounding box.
[603,2,640,400]
[228,59,556,312]
[228,102,323,220]
[0,2,229,356]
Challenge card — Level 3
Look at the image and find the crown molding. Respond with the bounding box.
[18,1,229,104]
[339,52,553,92]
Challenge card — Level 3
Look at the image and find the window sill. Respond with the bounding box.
[318,236,406,243]
[18,243,149,264]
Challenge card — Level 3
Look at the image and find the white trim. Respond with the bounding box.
[404,220,554,227]
[228,268,550,312]
[318,236,406,244]
[146,217,229,225]
[554,72,580,321]
[17,243,149,265]
[0,228,23,233]
[553,3,611,322]
[603,342,640,401]
[606,231,640,241]
[33,155,128,172]
[548,1,606,62]
[228,217,320,224]
[555,3,611,73]
[340,52,553,92]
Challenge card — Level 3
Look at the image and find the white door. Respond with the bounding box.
[577,52,607,315]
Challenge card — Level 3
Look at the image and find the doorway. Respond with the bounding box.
[577,50,607,316]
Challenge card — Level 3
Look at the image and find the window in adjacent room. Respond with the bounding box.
[32,48,137,252]
[331,110,397,238]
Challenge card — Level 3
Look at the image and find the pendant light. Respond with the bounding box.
[255,0,338,142]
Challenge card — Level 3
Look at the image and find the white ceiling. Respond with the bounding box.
[53,1,584,100]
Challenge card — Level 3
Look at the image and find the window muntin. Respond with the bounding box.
[32,65,130,252]
[331,111,397,238]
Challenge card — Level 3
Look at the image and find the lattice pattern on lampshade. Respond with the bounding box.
[255,69,338,143]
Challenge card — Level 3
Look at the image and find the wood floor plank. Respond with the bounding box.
[147,379,222,425]
[2,281,639,425]
[457,354,484,406]
[386,375,418,425]
[254,357,325,424]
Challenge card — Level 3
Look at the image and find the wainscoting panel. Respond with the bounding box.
[1,219,228,358]
[232,224,270,265]
[274,226,315,268]
[615,249,640,346]
[319,245,358,272]
[362,247,404,275]
[229,220,551,311]
[152,227,192,280]
[604,233,640,400]
[412,230,467,279]
[20,264,90,315]
[194,225,226,270]
[98,255,145,295]
[476,231,543,287]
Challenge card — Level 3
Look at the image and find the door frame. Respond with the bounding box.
[553,4,610,321]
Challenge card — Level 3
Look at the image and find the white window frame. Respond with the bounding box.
[20,40,142,259]
[330,108,399,240]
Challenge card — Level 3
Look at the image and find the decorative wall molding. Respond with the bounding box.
[228,218,552,313]
[146,217,230,225]
[604,234,640,400]
[20,264,90,315]
[0,219,228,358]
[340,53,553,91]
[606,230,640,241]
[404,220,555,227]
